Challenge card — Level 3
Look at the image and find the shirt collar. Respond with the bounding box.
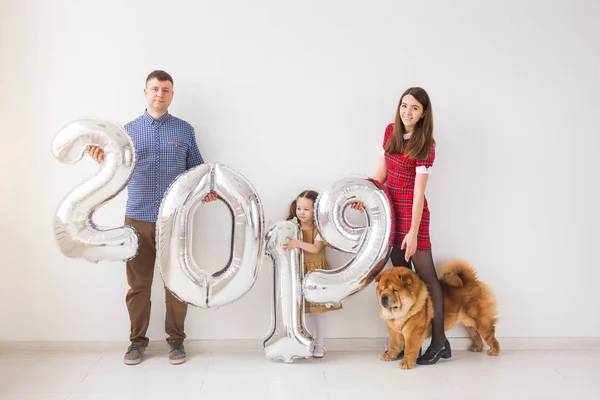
[143,110,171,125]
[403,132,412,140]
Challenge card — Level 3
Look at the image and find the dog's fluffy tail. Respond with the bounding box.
[439,259,479,288]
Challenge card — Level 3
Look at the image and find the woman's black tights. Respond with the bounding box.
[390,247,447,350]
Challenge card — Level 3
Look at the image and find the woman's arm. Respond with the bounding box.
[401,173,429,260]
[409,173,428,235]
[372,156,388,184]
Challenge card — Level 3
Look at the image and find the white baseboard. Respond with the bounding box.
[1,337,599,352]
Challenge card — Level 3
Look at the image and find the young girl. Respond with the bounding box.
[282,190,342,358]
[352,87,450,365]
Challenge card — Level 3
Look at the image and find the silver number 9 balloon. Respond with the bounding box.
[262,220,314,363]
[303,176,393,306]
[52,119,139,263]
[156,162,265,308]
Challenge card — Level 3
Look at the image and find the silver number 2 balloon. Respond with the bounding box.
[156,162,265,309]
[52,119,139,263]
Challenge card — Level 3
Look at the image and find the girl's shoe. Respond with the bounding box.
[312,344,326,358]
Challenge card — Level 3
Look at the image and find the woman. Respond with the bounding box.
[353,87,450,365]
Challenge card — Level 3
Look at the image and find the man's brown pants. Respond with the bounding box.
[125,217,188,346]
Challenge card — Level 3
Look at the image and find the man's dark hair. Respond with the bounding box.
[145,70,173,86]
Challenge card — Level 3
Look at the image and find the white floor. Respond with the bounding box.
[0,342,598,400]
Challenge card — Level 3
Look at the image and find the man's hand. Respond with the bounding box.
[86,145,105,163]
[202,191,218,203]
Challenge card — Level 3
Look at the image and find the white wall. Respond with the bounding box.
[1,0,599,342]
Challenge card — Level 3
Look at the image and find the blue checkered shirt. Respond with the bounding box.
[124,111,204,222]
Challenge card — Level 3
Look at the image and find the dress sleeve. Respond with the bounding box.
[415,142,435,174]
[380,123,394,156]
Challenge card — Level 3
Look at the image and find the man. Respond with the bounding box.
[87,70,216,365]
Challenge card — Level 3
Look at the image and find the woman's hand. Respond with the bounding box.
[350,202,365,212]
[401,231,418,261]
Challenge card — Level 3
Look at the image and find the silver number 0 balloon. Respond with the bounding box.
[156,162,265,308]
[51,119,139,263]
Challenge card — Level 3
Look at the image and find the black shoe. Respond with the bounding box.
[394,347,423,360]
[416,339,451,365]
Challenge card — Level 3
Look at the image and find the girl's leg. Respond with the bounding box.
[306,313,327,357]
[314,313,326,346]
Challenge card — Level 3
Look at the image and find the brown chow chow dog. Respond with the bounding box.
[375,259,500,369]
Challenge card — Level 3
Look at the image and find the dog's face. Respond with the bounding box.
[375,267,420,319]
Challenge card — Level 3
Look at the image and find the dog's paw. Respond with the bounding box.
[469,344,483,352]
[487,348,500,356]
[381,351,399,361]
[399,358,416,369]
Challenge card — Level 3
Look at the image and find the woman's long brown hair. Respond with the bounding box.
[385,87,435,160]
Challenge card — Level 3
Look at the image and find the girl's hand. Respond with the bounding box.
[400,232,418,261]
[283,236,302,251]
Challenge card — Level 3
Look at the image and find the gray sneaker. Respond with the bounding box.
[168,340,186,365]
[124,343,146,365]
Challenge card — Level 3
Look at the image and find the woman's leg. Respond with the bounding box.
[411,250,451,364]
[390,247,412,269]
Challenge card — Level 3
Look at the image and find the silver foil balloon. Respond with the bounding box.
[156,162,265,309]
[303,176,393,306]
[52,119,138,263]
[263,220,314,363]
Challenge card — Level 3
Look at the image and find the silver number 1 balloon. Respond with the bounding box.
[262,220,314,363]
[51,119,138,263]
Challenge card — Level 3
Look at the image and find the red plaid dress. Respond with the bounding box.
[382,123,435,251]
